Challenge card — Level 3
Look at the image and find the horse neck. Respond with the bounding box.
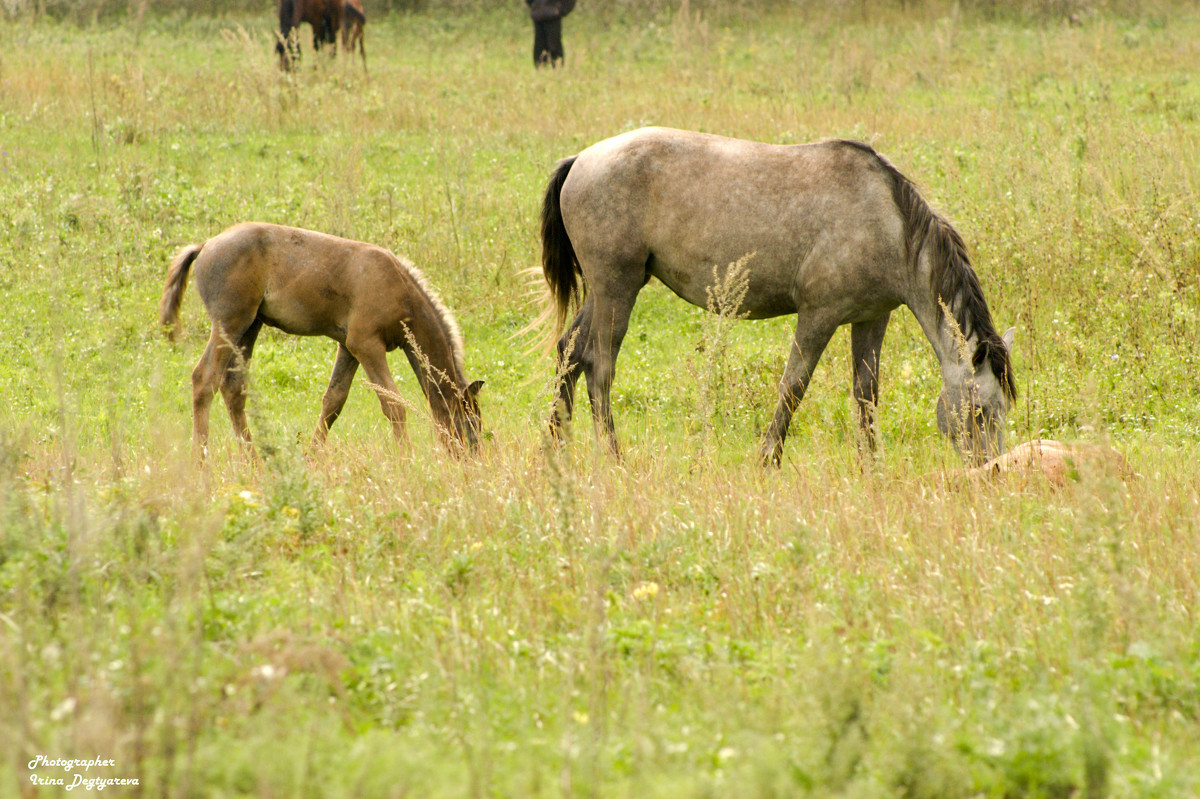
[907,252,976,389]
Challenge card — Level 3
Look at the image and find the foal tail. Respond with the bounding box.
[539,156,581,343]
[159,243,203,342]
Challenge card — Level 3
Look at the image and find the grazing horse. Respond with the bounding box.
[159,223,483,456]
[537,127,1016,465]
[341,0,367,70]
[276,0,339,69]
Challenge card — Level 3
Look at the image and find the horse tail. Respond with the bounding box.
[864,143,1017,401]
[540,155,581,340]
[159,243,203,342]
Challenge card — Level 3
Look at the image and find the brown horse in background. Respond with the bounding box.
[159,223,483,457]
[277,0,365,70]
[341,0,367,70]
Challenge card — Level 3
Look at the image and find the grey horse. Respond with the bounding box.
[536,127,1016,465]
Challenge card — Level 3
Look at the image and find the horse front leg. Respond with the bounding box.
[277,0,292,67]
[850,314,890,455]
[760,316,837,467]
[347,336,408,446]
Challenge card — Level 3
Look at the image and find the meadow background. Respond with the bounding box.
[1,0,1199,796]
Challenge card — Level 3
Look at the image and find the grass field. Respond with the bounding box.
[1,3,1199,797]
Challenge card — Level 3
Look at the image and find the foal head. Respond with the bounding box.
[442,380,485,456]
[936,328,1016,464]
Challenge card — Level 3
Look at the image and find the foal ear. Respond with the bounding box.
[1001,327,1016,350]
[467,380,485,398]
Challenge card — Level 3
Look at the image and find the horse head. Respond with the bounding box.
[444,380,485,456]
[936,327,1016,464]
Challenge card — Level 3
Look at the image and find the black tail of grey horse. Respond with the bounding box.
[541,154,580,334]
[537,127,1015,465]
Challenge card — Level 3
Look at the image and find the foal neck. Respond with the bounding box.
[398,300,470,420]
[401,317,465,395]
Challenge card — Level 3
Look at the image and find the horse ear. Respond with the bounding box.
[467,380,485,398]
[1001,327,1016,351]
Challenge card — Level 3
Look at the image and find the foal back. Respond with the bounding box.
[191,223,433,345]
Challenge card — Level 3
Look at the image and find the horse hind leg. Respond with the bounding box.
[549,295,593,442]
[317,14,338,62]
[348,24,366,71]
[312,342,359,447]
[191,335,221,457]
[760,315,838,467]
[582,285,641,458]
[850,313,890,454]
[219,319,264,448]
[191,322,249,457]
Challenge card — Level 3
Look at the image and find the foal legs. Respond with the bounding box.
[311,343,360,447]
[191,337,222,455]
[346,335,408,444]
[219,319,263,446]
[192,314,259,456]
[850,314,890,453]
[760,316,838,467]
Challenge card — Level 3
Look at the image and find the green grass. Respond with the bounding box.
[1,5,1199,797]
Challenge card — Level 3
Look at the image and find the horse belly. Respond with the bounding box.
[258,290,346,339]
[649,256,796,319]
[640,195,815,317]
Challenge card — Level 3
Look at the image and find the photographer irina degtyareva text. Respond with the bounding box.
[27,755,140,791]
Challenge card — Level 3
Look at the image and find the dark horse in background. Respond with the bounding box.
[341,0,367,70]
[277,0,366,70]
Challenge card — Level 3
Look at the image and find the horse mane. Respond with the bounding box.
[839,140,1016,401]
[394,255,467,380]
